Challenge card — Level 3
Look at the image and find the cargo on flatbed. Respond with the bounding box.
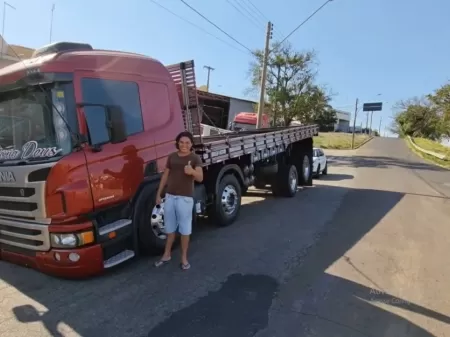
[0,41,317,278]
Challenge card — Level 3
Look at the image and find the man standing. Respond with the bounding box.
[154,131,203,270]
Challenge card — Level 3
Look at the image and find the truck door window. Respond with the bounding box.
[83,106,110,145]
[81,78,143,137]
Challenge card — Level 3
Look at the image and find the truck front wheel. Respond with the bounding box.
[211,174,242,227]
[134,187,168,255]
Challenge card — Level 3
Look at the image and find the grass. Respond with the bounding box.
[313,132,371,150]
[408,137,450,169]
[412,138,450,157]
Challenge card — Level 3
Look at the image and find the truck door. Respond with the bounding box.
[75,73,156,210]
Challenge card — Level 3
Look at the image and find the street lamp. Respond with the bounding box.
[1,1,16,59]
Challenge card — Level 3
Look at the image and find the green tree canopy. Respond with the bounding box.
[391,82,450,140]
[247,42,333,126]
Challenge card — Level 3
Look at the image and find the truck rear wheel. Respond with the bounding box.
[211,174,242,227]
[298,152,313,186]
[271,163,298,197]
[134,186,169,255]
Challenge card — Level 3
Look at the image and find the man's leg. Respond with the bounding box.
[176,196,194,268]
[156,194,177,266]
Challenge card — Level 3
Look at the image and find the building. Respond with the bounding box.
[334,109,351,132]
[0,35,34,69]
[197,89,257,129]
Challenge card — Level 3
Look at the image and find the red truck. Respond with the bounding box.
[0,42,317,278]
[230,112,270,131]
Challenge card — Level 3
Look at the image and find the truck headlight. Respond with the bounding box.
[50,231,94,248]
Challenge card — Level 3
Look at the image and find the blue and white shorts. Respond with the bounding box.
[164,193,194,235]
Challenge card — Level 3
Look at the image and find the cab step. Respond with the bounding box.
[104,249,135,269]
[99,219,132,236]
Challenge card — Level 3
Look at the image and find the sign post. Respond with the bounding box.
[362,102,382,135]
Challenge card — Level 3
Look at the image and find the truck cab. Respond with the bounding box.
[229,112,270,131]
[0,42,194,277]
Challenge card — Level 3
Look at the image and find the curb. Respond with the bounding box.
[406,137,449,170]
[353,136,374,150]
[407,136,448,161]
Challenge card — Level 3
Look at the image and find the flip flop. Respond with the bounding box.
[154,258,171,267]
[180,262,191,270]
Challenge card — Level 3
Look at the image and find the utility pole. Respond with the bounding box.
[378,116,382,136]
[369,111,374,135]
[1,1,15,59]
[365,111,369,135]
[351,98,358,149]
[49,3,55,43]
[203,65,214,92]
[256,21,273,129]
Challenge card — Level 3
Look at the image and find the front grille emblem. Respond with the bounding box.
[20,189,25,197]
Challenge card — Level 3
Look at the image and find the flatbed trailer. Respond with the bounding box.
[0,42,317,278]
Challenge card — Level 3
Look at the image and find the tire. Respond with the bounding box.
[322,162,328,175]
[134,186,171,255]
[211,174,242,227]
[271,163,298,198]
[298,152,313,186]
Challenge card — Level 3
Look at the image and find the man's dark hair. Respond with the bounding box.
[175,131,195,151]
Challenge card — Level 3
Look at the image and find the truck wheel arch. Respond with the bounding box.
[214,164,245,194]
[131,175,161,209]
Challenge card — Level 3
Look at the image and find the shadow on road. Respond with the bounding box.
[328,155,447,172]
[1,184,448,336]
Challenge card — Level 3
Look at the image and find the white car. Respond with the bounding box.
[313,147,328,177]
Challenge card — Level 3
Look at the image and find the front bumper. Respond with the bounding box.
[0,217,135,279]
[0,244,104,278]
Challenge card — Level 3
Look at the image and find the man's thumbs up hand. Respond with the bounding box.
[184,160,195,175]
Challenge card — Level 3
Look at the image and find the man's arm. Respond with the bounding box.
[157,154,172,198]
[157,168,170,198]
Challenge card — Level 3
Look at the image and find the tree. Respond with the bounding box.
[391,97,444,140]
[428,83,450,137]
[247,42,331,126]
[312,107,337,131]
[391,83,450,140]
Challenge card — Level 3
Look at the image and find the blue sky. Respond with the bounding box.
[4,0,450,136]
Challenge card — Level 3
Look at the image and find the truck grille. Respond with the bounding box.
[0,186,40,218]
[0,216,50,251]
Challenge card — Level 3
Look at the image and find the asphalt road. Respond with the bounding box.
[1,137,450,337]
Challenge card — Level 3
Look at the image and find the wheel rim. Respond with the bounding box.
[303,155,310,181]
[150,198,167,240]
[221,185,238,215]
[289,167,298,192]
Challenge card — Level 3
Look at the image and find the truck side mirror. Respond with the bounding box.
[106,105,127,144]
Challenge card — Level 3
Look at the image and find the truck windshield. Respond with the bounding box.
[0,84,74,164]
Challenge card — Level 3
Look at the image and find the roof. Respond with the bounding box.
[8,44,35,59]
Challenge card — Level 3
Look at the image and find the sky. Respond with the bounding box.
[3,0,450,137]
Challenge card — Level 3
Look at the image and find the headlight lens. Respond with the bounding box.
[50,231,94,248]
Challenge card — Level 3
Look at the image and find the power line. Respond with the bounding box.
[233,0,265,27]
[278,0,334,46]
[241,0,284,39]
[225,0,263,32]
[150,0,249,55]
[179,0,254,55]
